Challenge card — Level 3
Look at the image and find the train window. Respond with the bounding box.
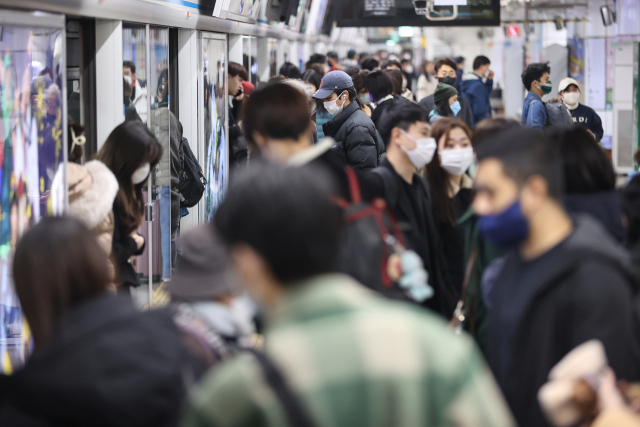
[123,24,148,125]
[148,26,173,283]
[202,34,227,221]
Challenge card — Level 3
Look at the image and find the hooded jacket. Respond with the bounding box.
[67,161,119,290]
[460,72,493,125]
[323,101,385,171]
[488,216,640,427]
[0,295,199,427]
[564,191,624,242]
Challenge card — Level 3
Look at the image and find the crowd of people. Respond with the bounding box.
[1,49,640,427]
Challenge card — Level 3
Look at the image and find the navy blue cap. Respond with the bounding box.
[312,70,354,99]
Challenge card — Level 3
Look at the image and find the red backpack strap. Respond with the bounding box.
[343,166,361,204]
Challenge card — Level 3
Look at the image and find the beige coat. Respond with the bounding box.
[67,161,119,291]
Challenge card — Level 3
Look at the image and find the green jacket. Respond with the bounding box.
[458,208,503,356]
[182,274,515,427]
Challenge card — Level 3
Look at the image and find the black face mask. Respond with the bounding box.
[438,76,456,86]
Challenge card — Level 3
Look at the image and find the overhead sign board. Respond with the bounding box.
[334,0,500,27]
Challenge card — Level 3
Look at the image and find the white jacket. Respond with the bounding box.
[416,74,438,102]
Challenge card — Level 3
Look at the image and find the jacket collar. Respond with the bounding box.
[526,91,542,102]
[323,101,360,138]
[287,137,335,166]
[268,274,375,329]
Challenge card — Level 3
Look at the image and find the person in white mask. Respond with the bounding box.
[425,117,475,294]
[96,121,163,292]
[370,100,458,318]
[558,77,604,145]
[312,70,385,170]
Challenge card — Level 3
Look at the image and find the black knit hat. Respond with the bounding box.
[433,82,458,103]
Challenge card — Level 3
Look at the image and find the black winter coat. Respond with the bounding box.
[370,95,414,130]
[564,190,624,242]
[0,295,202,427]
[322,102,384,171]
[368,159,457,317]
[112,203,145,288]
[488,216,640,427]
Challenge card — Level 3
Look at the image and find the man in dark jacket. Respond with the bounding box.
[460,55,493,125]
[368,100,457,318]
[472,127,640,427]
[419,58,474,129]
[313,70,385,171]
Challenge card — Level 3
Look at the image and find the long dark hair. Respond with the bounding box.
[96,121,163,233]
[426,117,473,226]
[13,216,112,348]
[548,127,616,194]
[435,97,454,117]
[421,60,434,82]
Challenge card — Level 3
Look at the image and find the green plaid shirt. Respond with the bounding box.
[182,274,515,427]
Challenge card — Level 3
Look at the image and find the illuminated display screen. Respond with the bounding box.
[335,0,500,27]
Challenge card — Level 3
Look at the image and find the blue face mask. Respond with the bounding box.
[477,201,529,249]
[450,100,461,116]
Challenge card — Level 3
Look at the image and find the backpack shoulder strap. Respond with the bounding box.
[371,167,398,207]
[244,349,316,427]
[343,166,361,204]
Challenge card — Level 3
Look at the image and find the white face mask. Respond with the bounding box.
[324,92,346,116]
[404,65,414,74]
[563,92,580,108]
[400,130,437,168]
[132,163,150,184]
[124,75,133,86]
[439,147,474,176]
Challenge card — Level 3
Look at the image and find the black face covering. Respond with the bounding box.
[438,76,456,86]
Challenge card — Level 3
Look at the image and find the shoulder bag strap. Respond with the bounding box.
[245,349,316,427]
[343,166,361,204]
[371,167,399,207]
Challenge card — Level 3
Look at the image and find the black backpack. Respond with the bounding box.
[333,166,413,302]
[177,137,206,208]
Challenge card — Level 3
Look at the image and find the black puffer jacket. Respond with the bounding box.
[322,101,384,171]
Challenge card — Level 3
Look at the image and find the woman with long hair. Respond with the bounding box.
[425,117,474,296]
[416,60,437,102]
[0,216,203,425]
[96,121,163,291]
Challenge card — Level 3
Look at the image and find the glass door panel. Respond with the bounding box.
[122,23,152,306]
[201,34,227,222]
[148,26,172,287]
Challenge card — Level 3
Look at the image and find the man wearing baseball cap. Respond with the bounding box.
[313,70,384,170]
[558,77,603,142]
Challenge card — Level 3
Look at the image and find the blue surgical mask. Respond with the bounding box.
[450,101,461,116]
[477,201,529,249]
